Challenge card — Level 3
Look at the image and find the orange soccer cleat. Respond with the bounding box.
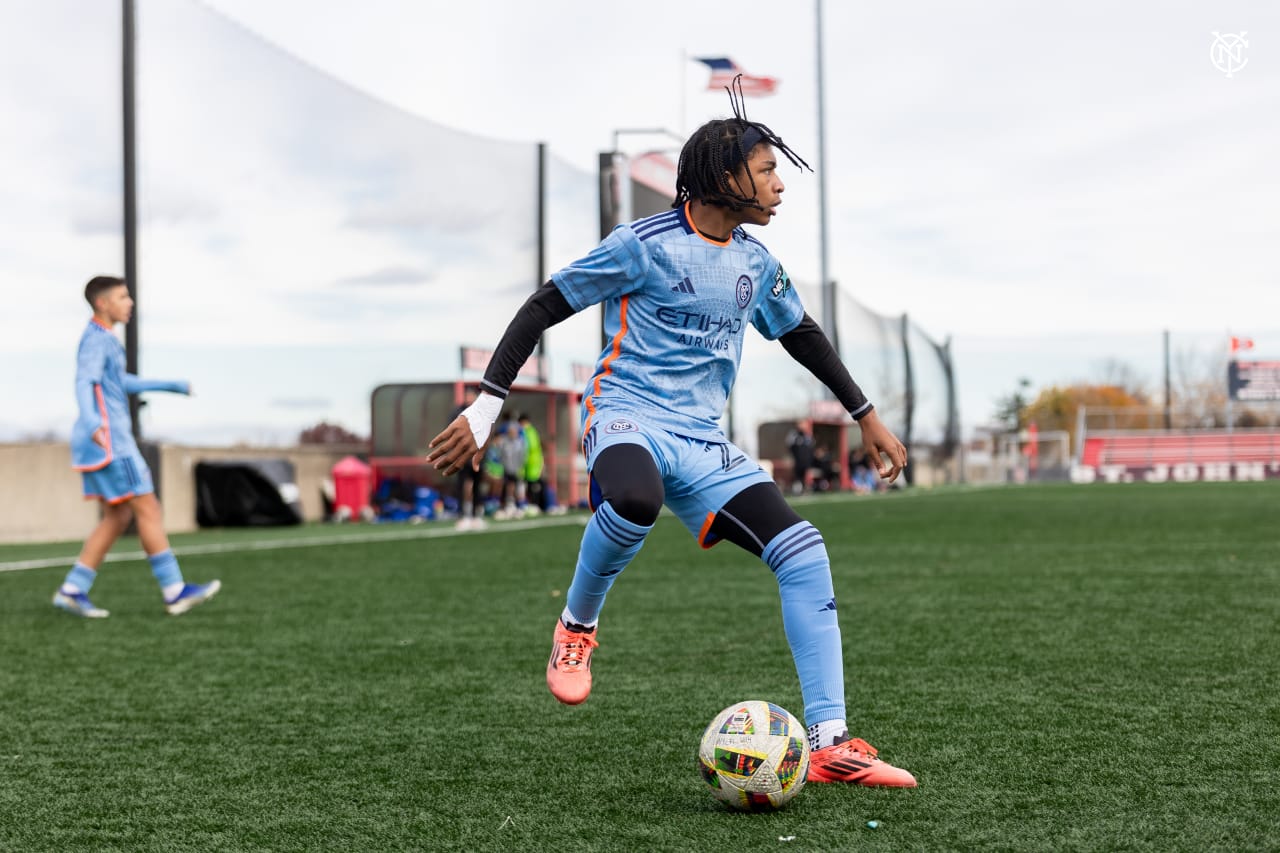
[807,735,918,787]
[546,620,599,705]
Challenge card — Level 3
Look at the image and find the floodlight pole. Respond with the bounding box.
[122,0,141,438]
[1162,329,1172,430]
[536,141,547,384]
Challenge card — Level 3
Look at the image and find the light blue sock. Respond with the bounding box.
[148,550,184,594]
[61,562,97,594]
[564,501,652,626]
[763,521,845,726]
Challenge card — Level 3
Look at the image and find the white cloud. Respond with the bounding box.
[4,0,1277,445]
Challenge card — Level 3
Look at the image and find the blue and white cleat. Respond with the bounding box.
[164,580,222,615]
[52,589,109,619]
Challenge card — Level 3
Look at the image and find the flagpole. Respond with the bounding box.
[815,0,836,354]
[680,48,688,136]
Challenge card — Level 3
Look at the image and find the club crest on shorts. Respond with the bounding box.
[606,419,638,434]
[736,275,753,309]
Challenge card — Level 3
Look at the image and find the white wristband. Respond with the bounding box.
[461,392,504,449]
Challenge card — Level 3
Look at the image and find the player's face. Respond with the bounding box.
[728,143,785,226]
[97,285,134,324]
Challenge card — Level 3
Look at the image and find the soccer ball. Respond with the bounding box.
[697,700,810,811]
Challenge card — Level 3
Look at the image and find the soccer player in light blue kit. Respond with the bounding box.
[429,84,915,787]
[53,275,221,618]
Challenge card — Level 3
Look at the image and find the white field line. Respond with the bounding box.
[0,485,997,574]
[0,515,589,573]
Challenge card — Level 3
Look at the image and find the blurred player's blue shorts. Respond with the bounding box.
[583,410,773,548]
[81,451,154,504]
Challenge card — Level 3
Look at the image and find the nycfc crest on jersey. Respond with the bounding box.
[552,203,805,441]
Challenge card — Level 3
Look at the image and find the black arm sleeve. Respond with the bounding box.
[777,313,875,420]
[479,280,576,398]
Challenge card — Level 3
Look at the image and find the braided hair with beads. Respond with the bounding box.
[672,75,812,212]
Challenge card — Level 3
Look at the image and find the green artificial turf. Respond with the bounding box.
[1,482,1277,851]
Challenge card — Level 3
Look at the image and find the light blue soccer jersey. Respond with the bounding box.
[552,202,804,441]
[70,319,186,470]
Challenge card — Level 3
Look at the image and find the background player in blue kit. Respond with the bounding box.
[428,82,916,787]
[54,276,221,619]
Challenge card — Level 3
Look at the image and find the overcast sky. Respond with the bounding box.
[2,0,1277,446]
[197,0,1279,334]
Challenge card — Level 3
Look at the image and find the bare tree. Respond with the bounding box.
[1092,358,1151,402]
[1171,347,1229,427]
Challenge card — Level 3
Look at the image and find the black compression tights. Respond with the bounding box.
[590,444,804,556]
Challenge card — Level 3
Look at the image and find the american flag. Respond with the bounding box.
[693,57,778,96]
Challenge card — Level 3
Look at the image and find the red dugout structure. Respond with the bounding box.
[370,382,582,508]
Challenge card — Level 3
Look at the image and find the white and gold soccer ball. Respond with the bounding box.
[697,700,810,811]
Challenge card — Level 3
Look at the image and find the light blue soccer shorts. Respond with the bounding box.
[583,411,774,548]
[81,451,154,505]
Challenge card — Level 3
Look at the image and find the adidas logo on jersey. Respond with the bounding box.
[671,277,696,295]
